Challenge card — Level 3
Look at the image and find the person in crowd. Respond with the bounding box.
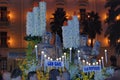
[49,69,60,80]
[2,71,11,80]
[11,68,22,80]
[61,68,70,80]
[105,67,120,80]
[27,71,38,80]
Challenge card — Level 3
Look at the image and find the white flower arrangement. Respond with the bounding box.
[69,64,79,79]
[26,11,34,36]
[39,1,46,36]
[26,1,46,37]
[94,67,114,80]
[33,6,40,36]
[94,71,105,80]
[62,16,80,49]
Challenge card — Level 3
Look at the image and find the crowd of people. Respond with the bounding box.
[0,67,70,80]
[0,68,38,80]
[0,55,120,80]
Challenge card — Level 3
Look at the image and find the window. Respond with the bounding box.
[0,57,7,71]
[0,32,8,48]
[0,6,9,25]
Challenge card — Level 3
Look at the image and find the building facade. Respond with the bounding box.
[0,0,112,71]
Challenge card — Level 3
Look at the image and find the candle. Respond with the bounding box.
[44,54,47,72]
[96,62,98,65]
[88,63,91,66]
[101,57,104,68]
[59,57,61,61]
[44,54,47,59]
[62,56,64,63]
[104,49,108,64]
[64,53,66,66]
[77,50,80,62]
[78,57,81,64]
[86,61,89,65]
[69,48,72,63]
[82,60,85,66]
[50,58,53,70]
[62,56,65,71]
[50,58,53,61]
[56,58,59,69]
[48,57,50,60]
[35,45,38,61]
[47,57,50,72]
[93,63,95,65]
[99,59,101,66]
[56,58,58,61]
[41,51,44,67]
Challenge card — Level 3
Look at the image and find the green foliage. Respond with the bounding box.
[18,40,40,80]
[24,35,42,44]
[63,48,76,63]
[50,8,67,42]
[104,0,120,55]
[82,11,102,47]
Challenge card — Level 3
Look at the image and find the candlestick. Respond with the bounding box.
[104,49,108,64]
[35,45,38,61]
[69,48,72,63]
[101,57,104,68]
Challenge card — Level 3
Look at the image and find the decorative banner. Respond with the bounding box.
[45,60,64,67]
[83,66,101,72]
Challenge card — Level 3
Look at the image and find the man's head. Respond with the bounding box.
[11,68,22,80]
[2,71,11,80]
[114,67,120,77]
[28,71,38,80]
